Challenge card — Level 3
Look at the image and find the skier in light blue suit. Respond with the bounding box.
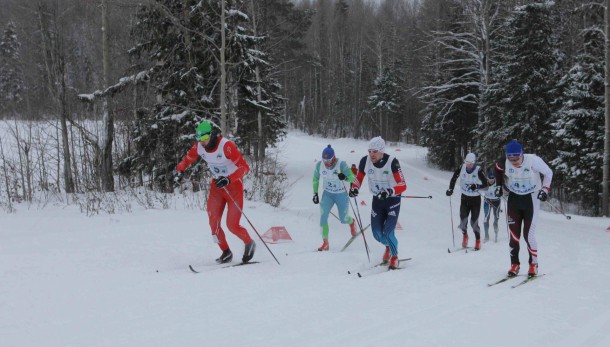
[312,145,357,251]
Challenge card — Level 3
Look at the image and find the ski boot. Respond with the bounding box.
[528,263,538,278]
[389,256,399,270]
[349,221,357,236]
[507,264,520,277]
[462,233,469,248]
[242,240,256,263]
[382,246,391,264]
[216,249,233,264]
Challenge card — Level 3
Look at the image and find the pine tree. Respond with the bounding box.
[477,2,562,162]
[367,65,405,141]
[121,0,285,190]
[551,24,604,214]
[0,21,25,116]
[419,2,480,169]
[230,0,293,156]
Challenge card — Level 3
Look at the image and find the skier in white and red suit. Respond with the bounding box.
[175,121,255,264]
[349,136,407,269]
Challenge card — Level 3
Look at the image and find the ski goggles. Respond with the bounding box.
[196,132,211,142]
[322,156,334,163]
[507,154,522,162]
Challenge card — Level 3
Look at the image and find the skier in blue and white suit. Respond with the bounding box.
[312,145,357,251]
[349,136,407,270]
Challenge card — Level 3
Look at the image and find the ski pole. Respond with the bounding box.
[220,185,281,265]
[545,200,572,220]
[343,184,371,262]
[329,210,342,222]
[449,196,455,248]
[401,195,432,199]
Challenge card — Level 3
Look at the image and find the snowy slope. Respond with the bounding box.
[2,131,610,347]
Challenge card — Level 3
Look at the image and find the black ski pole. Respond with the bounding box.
[545,200,572,220]
[401,195,432,199]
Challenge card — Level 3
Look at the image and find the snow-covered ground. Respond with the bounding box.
[2,131,610,347]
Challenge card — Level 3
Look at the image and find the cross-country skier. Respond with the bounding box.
[349,137,407,269]
[312,145,358,251]
[494,139,552,278]
[174,121,256,264]
[483,168,501,243]
[445,153,488,250]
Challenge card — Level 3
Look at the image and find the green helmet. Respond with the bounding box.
[196,121,212,137]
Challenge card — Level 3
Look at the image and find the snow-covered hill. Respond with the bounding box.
[2,131,610,347]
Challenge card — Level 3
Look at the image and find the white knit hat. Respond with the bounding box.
[465,153,476,164]
[369,136,385,152]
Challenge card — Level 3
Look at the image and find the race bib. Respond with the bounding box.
[210,164,229,177]
[370,179,390,194]
[324,179,343,193]
[509,178,535,194]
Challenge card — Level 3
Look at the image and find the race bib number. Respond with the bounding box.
[324,179,343,193]
[371,179,390,194]
[210,164,229,177]
[510,179,535,194]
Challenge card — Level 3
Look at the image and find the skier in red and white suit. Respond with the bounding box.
[176,121,255,264]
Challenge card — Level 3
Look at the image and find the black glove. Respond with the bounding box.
[173,170,183,184]
[337,172,346,181]
[537,189,548,201]
[468,183,477,191]
[313,193,319,204]
[446,189,453,196]
[494,186,503,198]
[376,188,393,200]
[349,187,359,198]
[215,176,230,188]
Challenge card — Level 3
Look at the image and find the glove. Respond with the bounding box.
[494,186,503,198]
[349,187,359,198]
[173,170,183,184]
[215,176,230,188]
[313,193,319,204]
[337,173,346,181]
[446,189,453,196]
[376,188,393,200]
[537,189,548,201]
[468,183,477,191]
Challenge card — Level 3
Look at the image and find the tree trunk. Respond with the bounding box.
[249,0,265,162]
[100,0,114,192]
[37,1,75,193]
[220,0,228,134]
[602,0,610,217]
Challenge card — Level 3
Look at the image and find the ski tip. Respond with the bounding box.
[347,270,351,274]
[357,272,362,278]
[447,248,451,253]
[188,265,199,273]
